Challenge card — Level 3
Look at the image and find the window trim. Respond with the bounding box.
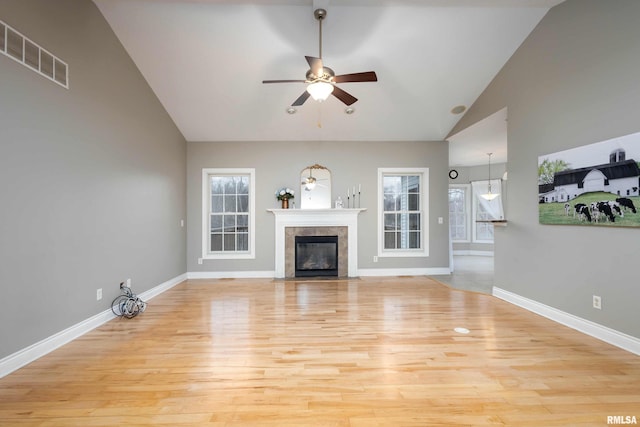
[377,167,429,258]
[448,184,471,243]
[202,168,256,260]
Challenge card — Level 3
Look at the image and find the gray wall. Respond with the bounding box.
[0,0,187,358]
[187,140,450,273]
[449,0,640,338]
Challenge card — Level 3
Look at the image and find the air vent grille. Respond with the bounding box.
[0,19,68,89]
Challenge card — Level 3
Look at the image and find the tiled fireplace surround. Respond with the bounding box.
[269,209,365,278]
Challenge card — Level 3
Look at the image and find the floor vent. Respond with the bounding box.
[0,19,68,89]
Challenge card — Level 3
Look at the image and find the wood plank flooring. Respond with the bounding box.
[1,276,639,426]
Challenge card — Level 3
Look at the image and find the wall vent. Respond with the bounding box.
[0,19,68,89]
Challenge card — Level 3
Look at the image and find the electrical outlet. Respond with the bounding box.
[438,217,443,224]
[126,278,131,288]
[96,288,102,301]
[373,256,378,263]
[180,219,184,227]
[198,258,203,265]
[593,295,602,310]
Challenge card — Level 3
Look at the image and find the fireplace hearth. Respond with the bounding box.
[295,235,339,277]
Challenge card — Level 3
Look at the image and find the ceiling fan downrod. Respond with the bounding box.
[314,8,326,60]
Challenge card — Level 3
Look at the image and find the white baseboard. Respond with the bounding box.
[187,270,275,279]
[0,273,187,379]
[452,250,494,257]
[493,287,640,356]
[358,267,451,277]
[187,269,451,280]
[138,273,187,301]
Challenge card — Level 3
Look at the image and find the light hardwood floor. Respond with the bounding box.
[1,276,639,426]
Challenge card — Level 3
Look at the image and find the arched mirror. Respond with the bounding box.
[300,164,332,209]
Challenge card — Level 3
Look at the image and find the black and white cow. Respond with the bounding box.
[607,200,623,217]
[595,201,615,222]
[616,197,637,214]
[590,202,601,222]
[574,203,592,222]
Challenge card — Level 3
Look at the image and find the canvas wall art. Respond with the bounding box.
[538,131,640,226]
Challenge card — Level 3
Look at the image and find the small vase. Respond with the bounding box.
[281,198,289,209]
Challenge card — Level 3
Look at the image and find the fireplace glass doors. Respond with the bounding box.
[295,235,339,277]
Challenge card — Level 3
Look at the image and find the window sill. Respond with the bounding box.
[378,250,429,258]
[202,253,255,260]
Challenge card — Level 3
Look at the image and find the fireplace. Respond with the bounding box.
[268,208,365,278]
[295,235,339,277]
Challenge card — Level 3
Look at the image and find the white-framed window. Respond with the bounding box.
[448,184,470,242]
[377,168,429,257]
[471,179,504,244]
[202,168,255,259]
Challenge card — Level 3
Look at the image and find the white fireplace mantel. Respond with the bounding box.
[268,208,366,278]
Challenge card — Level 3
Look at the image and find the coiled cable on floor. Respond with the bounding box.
[111,285,147,318]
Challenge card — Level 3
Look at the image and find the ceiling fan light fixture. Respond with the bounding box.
[304,175,317,190]
[306,81,334,102]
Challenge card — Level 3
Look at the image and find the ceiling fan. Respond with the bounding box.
[262,8,378,107]
[301,164,329,191]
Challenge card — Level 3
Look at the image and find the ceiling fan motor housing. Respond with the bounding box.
[306,67,335,83]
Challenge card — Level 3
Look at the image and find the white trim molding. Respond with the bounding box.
[452,250,494,257]
[268,208,365,278]
[0,273,186,379]
[201,168,256,260]
[377,168,429,258]
[187,270,275,279]
[359,267,450,277]
[493,287,640,356]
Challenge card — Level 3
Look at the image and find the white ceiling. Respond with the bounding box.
[93,0,563,165]
[448,107,508,166]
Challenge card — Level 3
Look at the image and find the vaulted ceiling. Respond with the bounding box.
[93,0,564,165]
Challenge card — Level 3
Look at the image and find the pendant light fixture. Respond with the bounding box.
[481,152,499,201]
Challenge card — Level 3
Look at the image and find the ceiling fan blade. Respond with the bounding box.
[333,71,378,83]
[262,79,306,84]
[305,56,324,78]
[331,86,358,106]
[292,91,311,106]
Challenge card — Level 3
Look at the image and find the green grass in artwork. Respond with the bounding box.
[539,192,640,226]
